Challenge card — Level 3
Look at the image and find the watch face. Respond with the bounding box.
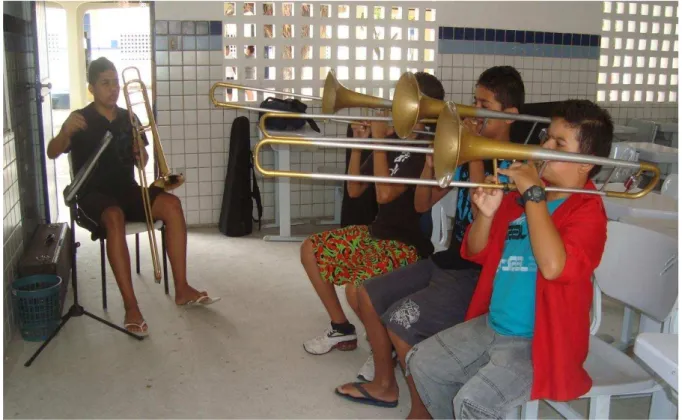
[525,186,545,203]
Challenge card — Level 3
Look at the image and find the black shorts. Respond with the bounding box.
[77,184,164,236]
[363,258,479,346]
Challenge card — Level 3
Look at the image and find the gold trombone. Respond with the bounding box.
[210,70,552,140]
[122,67,185,282]
[253,103,660,200]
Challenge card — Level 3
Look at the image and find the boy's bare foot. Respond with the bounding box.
[124,307,148,335]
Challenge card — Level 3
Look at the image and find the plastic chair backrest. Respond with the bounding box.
[661,174,678,199]
[594,221,678,323]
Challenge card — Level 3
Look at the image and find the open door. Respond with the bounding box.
[34,1,59,222]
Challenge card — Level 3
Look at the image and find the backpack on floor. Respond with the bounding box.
[219,116,263,237]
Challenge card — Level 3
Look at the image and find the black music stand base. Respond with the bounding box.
[24,208,145,368]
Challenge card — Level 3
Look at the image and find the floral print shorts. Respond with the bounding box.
[308,225,420,287]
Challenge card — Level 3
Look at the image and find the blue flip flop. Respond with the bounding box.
[335,382,398,408]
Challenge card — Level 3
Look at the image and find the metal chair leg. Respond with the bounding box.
[135,233,140,274]
[100,239,107,310]
[162,226,169,295]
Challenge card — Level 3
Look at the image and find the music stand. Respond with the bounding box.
[25,132,145,367]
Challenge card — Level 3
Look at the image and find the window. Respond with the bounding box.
[220,1,437,102]
[598,1,677,102]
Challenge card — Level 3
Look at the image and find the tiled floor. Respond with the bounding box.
[3,225,660,418]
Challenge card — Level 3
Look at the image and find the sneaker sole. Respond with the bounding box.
[303,339,358,355]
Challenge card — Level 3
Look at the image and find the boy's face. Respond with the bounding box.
[88,69,120,108]
[470,85,515,140]
[539,118,593,187]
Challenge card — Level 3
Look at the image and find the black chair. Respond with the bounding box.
[68,154,170,310]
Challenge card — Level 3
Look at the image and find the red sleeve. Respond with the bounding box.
[550,198,608,284]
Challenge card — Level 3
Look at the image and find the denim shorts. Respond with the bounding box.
[406,315,533,419]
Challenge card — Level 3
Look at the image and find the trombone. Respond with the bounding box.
[253,103,660,200]
[122,67,184,282]
[210,70,551,140]
[209,72,433,138]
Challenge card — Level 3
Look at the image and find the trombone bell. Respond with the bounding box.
[321,71,392,114]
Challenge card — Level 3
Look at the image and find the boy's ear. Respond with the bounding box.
[502,106,519,125]
[578,163,594,175]
[87,84,93,96]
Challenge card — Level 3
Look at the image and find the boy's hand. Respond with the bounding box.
[61,112,87,138]
[497,161,543,195]
[471,175,504,218]
[370,110,394,139]
[351,122,371,139]
[462,118,482,135]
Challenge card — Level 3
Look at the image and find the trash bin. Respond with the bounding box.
[11,274,63,342]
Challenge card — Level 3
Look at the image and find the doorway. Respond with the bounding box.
[84,5,155,188]
[38,2,154,223]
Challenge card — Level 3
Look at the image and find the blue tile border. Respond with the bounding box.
[440,26,600,47]
[438,26,600,58]
[439,39,600,59]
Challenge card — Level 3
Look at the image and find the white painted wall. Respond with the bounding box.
[154,1,223,20]
[435,1,601,33]
[155,1,603,34]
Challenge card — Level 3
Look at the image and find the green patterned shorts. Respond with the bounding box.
[308,225,420,287]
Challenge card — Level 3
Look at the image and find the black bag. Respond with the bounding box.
[258,97,321,132]
[219,116,263,237]
[18,223,72,312]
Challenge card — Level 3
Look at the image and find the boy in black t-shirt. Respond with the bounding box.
[334,66,525,413]
[301,72,444,356]
[47,57,218,336]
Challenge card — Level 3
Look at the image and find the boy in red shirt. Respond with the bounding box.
[406,99,613,419]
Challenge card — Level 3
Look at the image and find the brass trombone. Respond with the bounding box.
[210,70,551,140]
[209,72,433,138]
[253,103,660,200]
[122,67,184,282]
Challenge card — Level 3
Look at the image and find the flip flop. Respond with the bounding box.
[335,382,398,408]
[124,320,149,337]
[181,295,222,307]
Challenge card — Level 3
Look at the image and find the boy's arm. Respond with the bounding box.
[347,150,370,197]
[468,160,485,218]
[461,182,508,263]
[499,162,607,282]
[525,202,566,280]
[414,157,450,212]
[527,199,607,282]
[373,151,407,204]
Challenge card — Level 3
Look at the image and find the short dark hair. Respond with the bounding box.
[414,71,445,101]
[476,66,525,110]
[414,72,444,136]
[551,99,614,178]
[87,57,117,85]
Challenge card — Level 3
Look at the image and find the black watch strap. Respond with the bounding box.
[522,185,546,205]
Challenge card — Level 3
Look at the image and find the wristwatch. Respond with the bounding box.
[522,185,546,205]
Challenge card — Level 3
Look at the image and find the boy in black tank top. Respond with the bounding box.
[333,66,526,413]
[46,58,218,337]
[300,72,445,356]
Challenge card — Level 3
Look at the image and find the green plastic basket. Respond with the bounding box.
[11,274,63,342]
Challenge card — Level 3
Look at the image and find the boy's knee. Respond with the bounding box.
[100,206,125,229]
[453,393,497,420]
[300,238,314,262]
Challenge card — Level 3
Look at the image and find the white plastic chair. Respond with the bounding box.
[661,174,678,199]
[513,221,678,419]
[430,189,458,252]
